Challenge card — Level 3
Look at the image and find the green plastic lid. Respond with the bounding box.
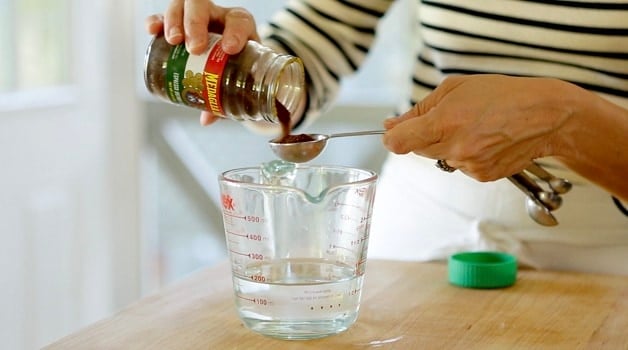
[448,251,517,289]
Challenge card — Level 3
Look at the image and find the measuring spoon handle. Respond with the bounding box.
[525,162,554,181]
[328,130,386,139]
[508,173,551,210]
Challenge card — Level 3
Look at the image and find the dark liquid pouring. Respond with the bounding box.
[274,99,315,144]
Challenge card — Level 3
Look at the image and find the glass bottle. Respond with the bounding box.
[144,33,306,124]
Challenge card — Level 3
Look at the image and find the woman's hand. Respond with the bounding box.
[383,73,628,200]
[144,0,261,125]
[383,74,574,181]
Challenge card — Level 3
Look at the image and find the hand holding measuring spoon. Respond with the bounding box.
[269,130,571,226]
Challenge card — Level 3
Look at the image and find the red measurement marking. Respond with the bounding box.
[226,230,248,238]
[222,213,264,223]
[254,298,269,305]
[245,215,263,223]
[236,295,269,305]
[222,212,246,219]
[236,294,256,302]
[250,275,266,282]
[229,249,264,260]
[248,234,263,241]
[229,249,250,257]
[227,231,264,241]
[221,194,235,211]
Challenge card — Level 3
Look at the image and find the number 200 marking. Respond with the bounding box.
[250,275,266,282]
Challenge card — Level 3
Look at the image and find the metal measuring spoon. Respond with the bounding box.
[524,197,559,226]
[508,173,559,226]
[538,191,562,211]
[512,170,564,212]
[525,162,573,194]
[269,130,386,163]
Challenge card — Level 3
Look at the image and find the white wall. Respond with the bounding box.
[0,0,143,348]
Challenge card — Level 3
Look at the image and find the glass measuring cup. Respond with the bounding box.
[218,161,378,340]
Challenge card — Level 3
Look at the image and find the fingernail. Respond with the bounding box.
[383,118,396,128]
[168,26,182,41]
[186,39,201,54]
[221,36,239,53]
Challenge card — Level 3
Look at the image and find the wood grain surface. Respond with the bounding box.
[45,260,628,349]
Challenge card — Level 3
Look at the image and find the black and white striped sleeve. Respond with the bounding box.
[261,0,396,128]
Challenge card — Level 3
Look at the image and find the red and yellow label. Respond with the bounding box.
[165,35,228,115]
[202,39,228,115]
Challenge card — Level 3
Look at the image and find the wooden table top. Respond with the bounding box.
[45,260,628,349]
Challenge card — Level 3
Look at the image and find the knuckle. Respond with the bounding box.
[186,14,207,26]
[475,172,497,182]
[227,7,254,21]
[448,142,471,161]
[463,162,499,182]
[468,170,491,182]
[412,101,430,116]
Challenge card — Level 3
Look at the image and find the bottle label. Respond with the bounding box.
[165,35,227,115]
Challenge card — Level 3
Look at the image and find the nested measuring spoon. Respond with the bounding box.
[508,173,559,226]
[525,162,573,194]
[269,130,386,163]
[508,161,573,226]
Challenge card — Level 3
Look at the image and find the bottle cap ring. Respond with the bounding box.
[448,251,517,289]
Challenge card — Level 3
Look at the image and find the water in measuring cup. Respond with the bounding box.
[233,258,364,340]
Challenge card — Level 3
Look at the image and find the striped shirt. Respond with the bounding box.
[261,0,628,127]
[260,0,628,272]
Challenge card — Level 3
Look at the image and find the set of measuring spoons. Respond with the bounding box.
[507,162,571,226]
[269,130,571,226]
